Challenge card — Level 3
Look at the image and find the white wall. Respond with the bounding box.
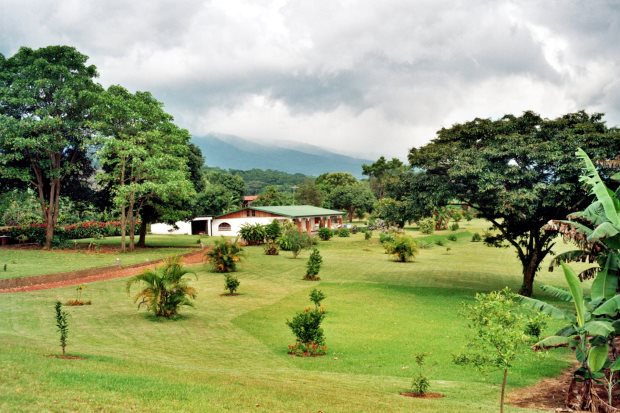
[151,221,192,235]
[212,217,287,236]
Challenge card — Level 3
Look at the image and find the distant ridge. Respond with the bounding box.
[192,133,371,177]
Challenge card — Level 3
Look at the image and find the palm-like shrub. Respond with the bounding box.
[384,235,419,262]
[265,219,282,242]
[239,223,266,245]
[126,256,197,318]
[305,248,323,280]
[205,237,243,272]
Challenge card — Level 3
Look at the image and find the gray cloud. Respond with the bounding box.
[1,0,619,158]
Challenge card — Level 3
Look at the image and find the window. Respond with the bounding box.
[252,210,256,216]
[218,222,231,232]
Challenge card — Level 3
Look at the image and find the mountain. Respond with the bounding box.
[192,134,372,177]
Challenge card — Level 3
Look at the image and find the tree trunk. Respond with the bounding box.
[120,204,127,253]
[137,219,147,248]
[128,190,135,252]
[519,249,543,297]
[500,368,508,413]
[44,178,61,250]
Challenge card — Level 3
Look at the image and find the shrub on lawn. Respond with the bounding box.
[126,256,197,318]
[304,248,323,281]
[224,274,240,295]
[337,227,350,237]
[54,301,69,355]
[264,220,282,242]
[286,294,327,357]
[364,230,372,240]
[205,237,243,272]
[379,232,395,245]
[318,227,333,241]
[434,238,446,246]
[411,353,431,395]
[447,234,457,242]
[277,224,314,258]
[309,289,326,308]
[0,221,123,246]
[384,235,418,262]
[65,284,91,306]
[263,240,279,255]
[238,223,266,245]
[449,222,459,231]
[418,218,435,234]
[471,232,482,242]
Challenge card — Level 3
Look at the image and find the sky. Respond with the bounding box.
[1,0,619,159]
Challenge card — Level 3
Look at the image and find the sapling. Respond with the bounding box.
[224,273,240,295]
[304,248,323,280]
[54,301,69,355]
[453,289,531,413]
[309,289,326,308]
[411,352,431,395]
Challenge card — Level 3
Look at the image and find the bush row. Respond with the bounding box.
[0,221,123,245]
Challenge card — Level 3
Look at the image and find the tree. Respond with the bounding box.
[372,197,408,228]
[324,182,375,222]
[0,46,102,249]
[252,185,294,206]
[409,111,620,296]
[316,172,357,195]
[97,85,195,251]
[294,178,323,206]
[362,156,405,199]
[126,256,197,318]
[453,289,532,413]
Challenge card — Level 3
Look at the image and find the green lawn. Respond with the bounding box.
[0,223,576,412]
[0,235,207,280]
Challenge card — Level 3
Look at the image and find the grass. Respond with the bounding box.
[0,235,206,280]
[0,220,577,412]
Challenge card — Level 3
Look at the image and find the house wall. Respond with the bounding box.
[218,209,280,219]
[151,221,192,235]
[212,217,287,236]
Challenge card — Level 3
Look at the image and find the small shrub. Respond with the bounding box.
[364,230,372,240]
[205,237,243,272]
[447,234,457,242]
[418,242,433,249]
[337,227,350,237]
[449,222,459,231]
[309,289,326,308]
[471,232,482,242]
[238,223,266,245]
[434,239,446,247]
[350,226,359,234]
[464,210,474,221]
[384,235,419,262]
[379,232,395,245]
[224,274,240,295]
[318,227,333,241]
[305,248,323,280]
[278,226,315,258]
[286,307,327,356]
[54,301,69,355]
[418,218,435,234]
[524,312,548,341]
[263,240,279,255]
[65,284,91,306]
[411,353,431,395]
[264,219,282,242]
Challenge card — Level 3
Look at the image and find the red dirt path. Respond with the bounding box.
[0,249,206,294]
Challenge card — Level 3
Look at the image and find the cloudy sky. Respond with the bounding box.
[1,0,619,159]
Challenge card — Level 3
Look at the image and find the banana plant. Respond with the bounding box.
[520,262,618,410]
[548,148,620,301]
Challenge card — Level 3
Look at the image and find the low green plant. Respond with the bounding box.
[418,242,433,249]
[318,227,333,241]
[224,274,240,295]
[238,223,266,245]
[277,225,314,258]
[304,248,323,280]
[449,222,459,231]
[447,234,457,242]
[205,237,243,272]
[434,238,445,247]
[418,218,435,234]
[54,301,69,355]
[264,220,282,242]
[523,312,548,342]
[337,227,350,237]
[471,232,482,242]
[453,289,533,413]
[384,235,418,262]
[286,298,327,357]
[126,256,197,318]
[379,232,395,245]
[309,289,326,308]
[411,353,431,395]
[65,284,91,306]
[364,230,372,240]
[263,240,279,255]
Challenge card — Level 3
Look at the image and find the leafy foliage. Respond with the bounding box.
[408,111,620,296]
[384,235,419,262]
[126,256,197,318]
[238,223,267,246]
[305,248,323,280]
[54,301,69,355]
[309,289,326,308]
[286,291,328,357]
[264,220,282,242]
[411,353,431,395]
[418,218,435,234]
[471,233,482,242]
[277,223,315,258]
[318,227,333,241]
[224,274,240,295]
[205,237,243,272]
[337,227,350,238]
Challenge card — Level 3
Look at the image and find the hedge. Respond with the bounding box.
[0,221,123,246]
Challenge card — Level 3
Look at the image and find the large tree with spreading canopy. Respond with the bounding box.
[408,111,620,296]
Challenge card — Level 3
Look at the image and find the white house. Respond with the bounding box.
[211,205,345,236]
[150,217,213,236]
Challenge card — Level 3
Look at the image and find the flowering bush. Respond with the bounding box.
[0,221,123,246]
[287,341,327,357]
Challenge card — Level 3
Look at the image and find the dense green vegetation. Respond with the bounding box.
[0,221,577,412]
